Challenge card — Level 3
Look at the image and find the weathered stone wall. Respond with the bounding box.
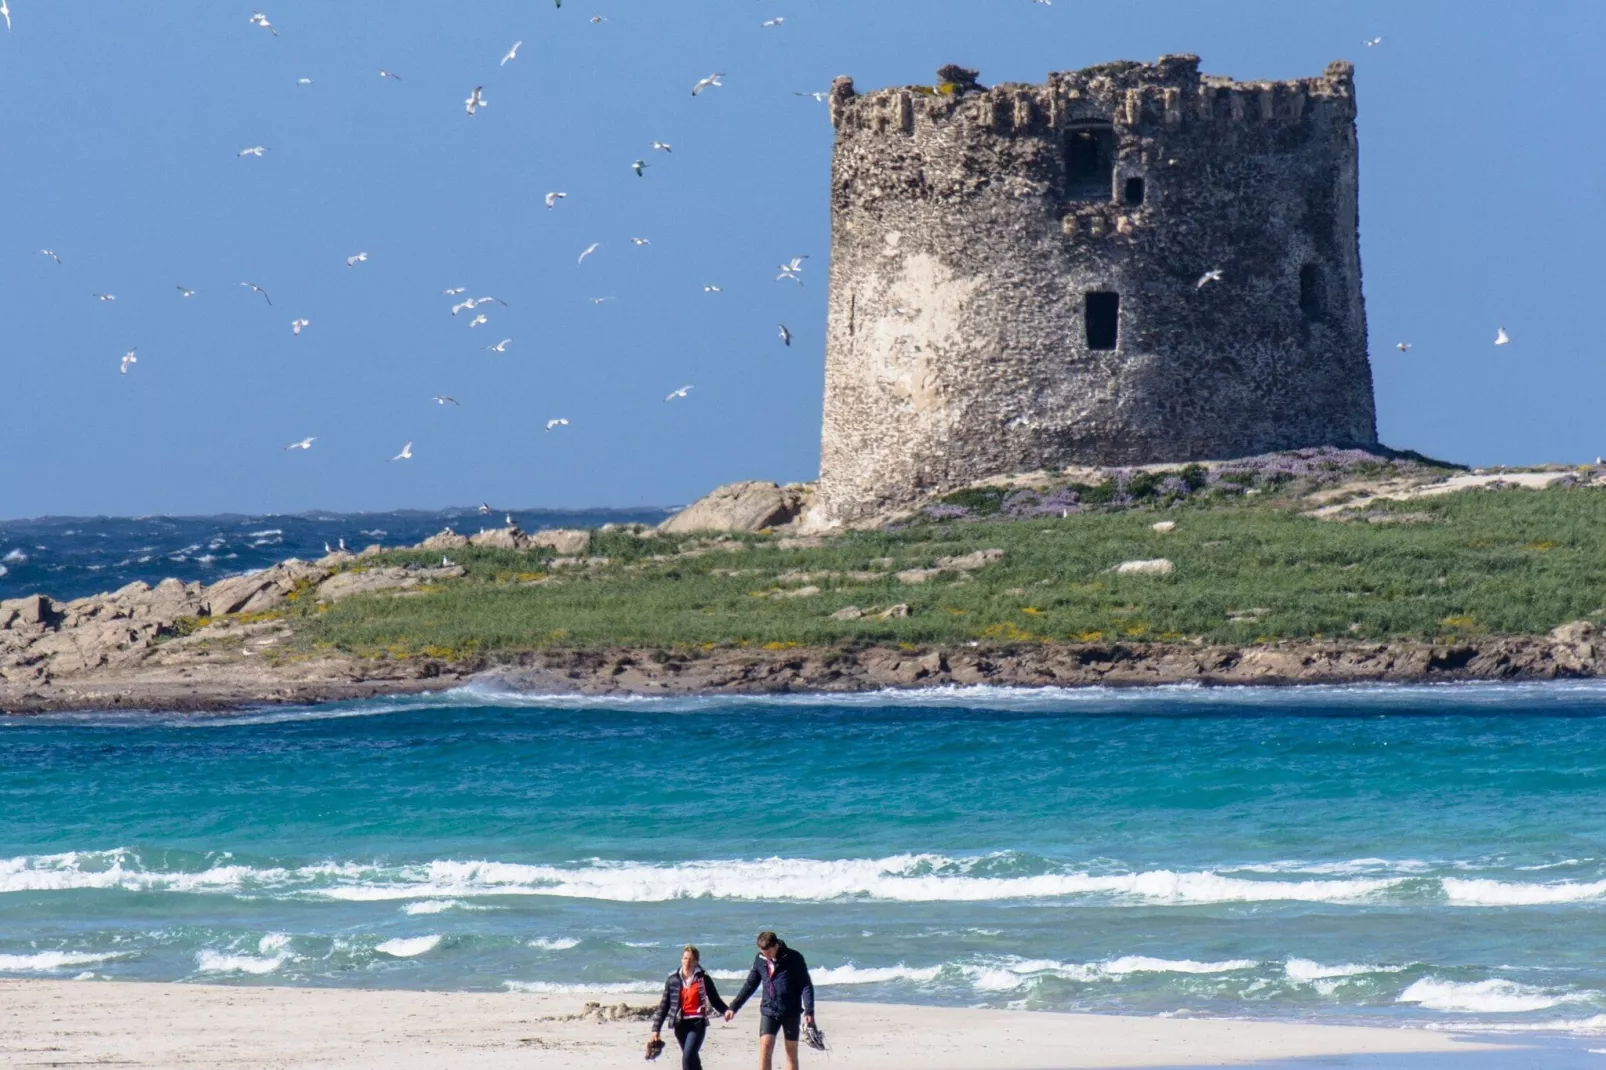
[817,55,1377,524]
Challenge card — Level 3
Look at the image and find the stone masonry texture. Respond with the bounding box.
[817,56,1378,525]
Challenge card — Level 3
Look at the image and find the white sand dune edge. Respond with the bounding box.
[0,980,1502,1069]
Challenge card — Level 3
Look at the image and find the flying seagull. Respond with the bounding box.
[632,159,648,176]
[248,11,277,36]
[794,91,828,102]
[451,299,475,316]
[1364,36,1383,47]
[473,295,507,307]
[1196,268,1223,289]
[120,349,137,375]
[776,256,808,283]
[238,146,268,157]
[665,385,693,401]
[651,140,672,153]
[433,395,460,406]
[285,436,315,450]
[241,282,272,304]
[297,77,313,85]
[778,324,792,346]
[346,251,368,268]
[590,296,614,304]
[1,1,10,32]
[629,237,650,246]
[578,242,601,265]
[589,15,605,23]
[465,86,486,116]
[468,313,488,328]
[442,287,466,295]
[545,418,570,431]
[176,285,196,297]
[389,441,413,462]
[1495,326,1510,345]
[691,73,724,96]
[703,284,721,292]
[92,293,116,302]
[762,17,784,27]
[478,502,493,514]
[291,318,309,335]
[500,40,523,65]
[545,191,567,209]
[484,339,512,352]
[37,249,61,265]
[1395,342,1411,352]
[379,69,402,80]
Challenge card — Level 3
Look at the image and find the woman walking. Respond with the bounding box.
[650,945,729,1070]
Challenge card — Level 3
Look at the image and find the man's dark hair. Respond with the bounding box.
[755,930,780,950]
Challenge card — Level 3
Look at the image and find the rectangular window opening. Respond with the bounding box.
[1065,123,1116,201]
[1085,291,1119,351]
[1123,176,1145,207]
[1299,263,1326,322]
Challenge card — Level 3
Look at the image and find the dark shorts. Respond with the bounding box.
[759,1012,801,1041]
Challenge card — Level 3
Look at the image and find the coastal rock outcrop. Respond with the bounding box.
[659,482,812,534]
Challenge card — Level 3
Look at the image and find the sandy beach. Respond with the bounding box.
[0,980,1524,1069]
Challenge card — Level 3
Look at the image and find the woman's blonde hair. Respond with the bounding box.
[682,944,701,962]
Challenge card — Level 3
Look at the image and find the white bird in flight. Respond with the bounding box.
[468,313,488,328]
[379,69,402,80]
[433,395,460,406]
[465,86,486,116]
[665,385,693,401]
[630,237,650,246]
[442,287,466,295]
[590,296,614,304]
[176,285,195,297]
[484,339,512,352]
[762,17,784,27]
[776,256,808,283]
[578,242,601,265]
[703,285,721,293]
[248,11,276,36]
[92,293,116,302]
[778,324,792,346]
[451,299,475,316]
[545,418,570,431]
[589,15,605,23]
[1395,342,1411,352]
[651,140,672,153]
[545,191,567,209]
[120,349,137,375]
[794,91,828,102]
[632,159,648,177]
[285,436,315,450]
[346,251,368,268]
[241,281,272,305]
[291,318,309,335]
[37,249,61,265]
[501,40,523,66]
[390,442,413,462]
[1365,36,1384,47]
[238,146,268,157]
[297,77,313,86]
[1196,268,1223,289]
[1,1,10,32]
[691,73,724,96]
[1495,326,1510,345]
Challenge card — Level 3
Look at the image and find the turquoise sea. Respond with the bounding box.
[4,682,1606,1054]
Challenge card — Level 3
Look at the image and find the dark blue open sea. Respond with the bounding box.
[3,683,1606,1055]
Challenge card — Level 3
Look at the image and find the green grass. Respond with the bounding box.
[294,488,1606,659]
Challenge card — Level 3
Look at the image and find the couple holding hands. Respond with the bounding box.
[649,930,820,1070]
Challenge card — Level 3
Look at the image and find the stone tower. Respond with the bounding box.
[816,56,1377,525]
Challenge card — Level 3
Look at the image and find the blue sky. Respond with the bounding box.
[2,1,1602,518]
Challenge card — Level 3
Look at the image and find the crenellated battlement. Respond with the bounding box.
[830,56,1355,139]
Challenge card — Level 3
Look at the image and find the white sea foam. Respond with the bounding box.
[375,935,442,957]
[1442,877,1606,906]
[404,899,466,915]
[2,549,26,563]
[0,951,122,972]
[1427,1014,1606,1035]
[1397,977,1572,1013]
[1284,958,1406,982]
[529,937,580,951]
[503,980,652,994]
[195,950,287,974]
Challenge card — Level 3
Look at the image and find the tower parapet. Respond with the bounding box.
[817,56,1376,525]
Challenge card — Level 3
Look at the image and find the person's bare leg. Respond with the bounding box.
[783,1038,800,1070]
[758,1033,776,1070]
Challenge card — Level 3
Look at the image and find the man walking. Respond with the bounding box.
[724,930,816,1070]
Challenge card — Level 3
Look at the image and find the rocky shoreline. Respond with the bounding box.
[3,625,1601,714]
